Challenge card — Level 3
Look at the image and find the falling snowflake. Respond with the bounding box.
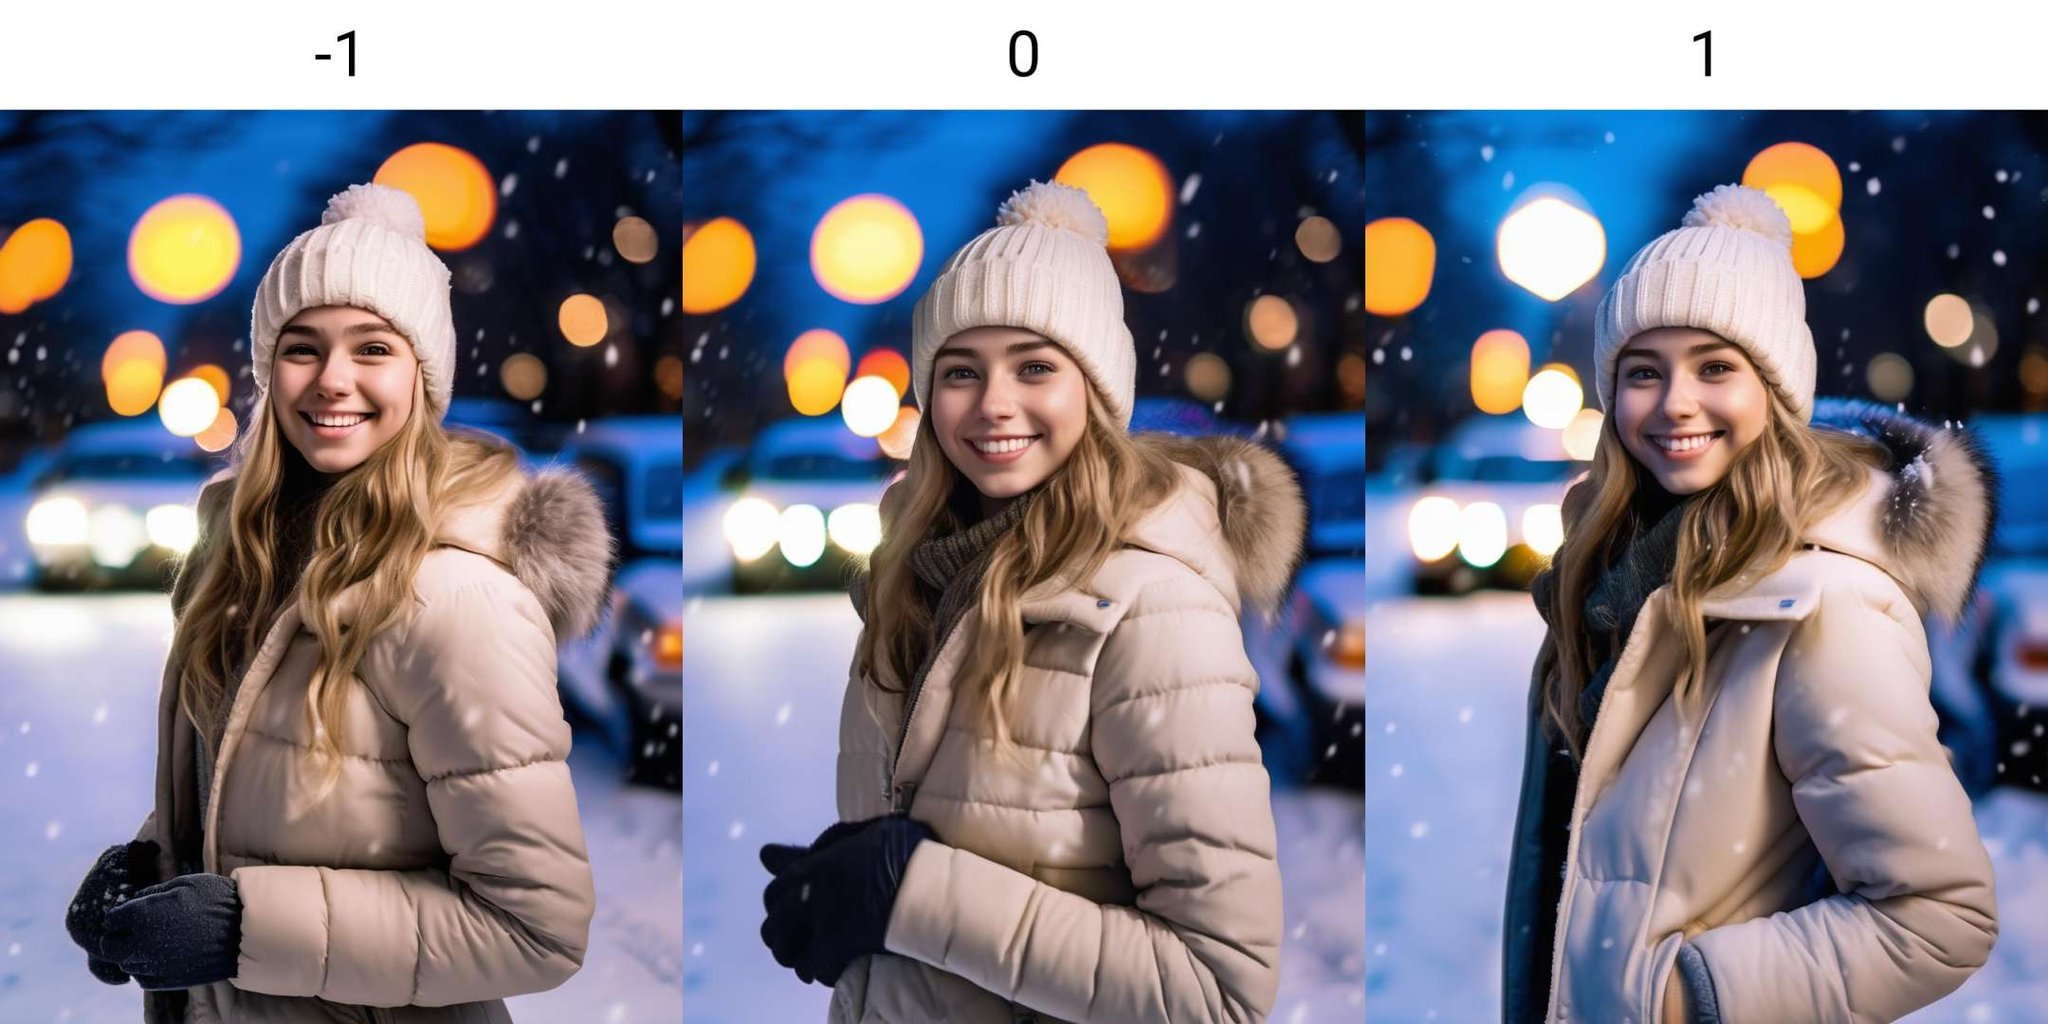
[500,173,519,198]
[1480,145,1495,163]
[1390,763,1404,778]
[555,158,570,179]
[45,821,61,840]
[728,821,745,840]
[1458,707,1474,724]
[774,703,792,726]
[1409,821,1430,839]
[1866,178,1881,197]
[1179,174,1202,204]
[707,760,720,776]
[92,703,108,725]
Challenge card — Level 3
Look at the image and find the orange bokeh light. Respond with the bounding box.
[1054,143,1173,250]
[374,142,497,251]
[681,217,757,314]
[854,349,911,399]
[1364,217,1435,316]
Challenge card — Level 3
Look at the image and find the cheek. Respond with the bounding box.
[1041,378,1088,438]
[1724,381,1770,445]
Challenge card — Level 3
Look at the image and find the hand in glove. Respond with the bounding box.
[757,818,868,877]
[66,840,160,985]
[101,872,242,991]
[759,814,933,986]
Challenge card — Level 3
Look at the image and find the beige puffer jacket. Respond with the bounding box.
[830,434,1305,1024]
[1540,408,1999,1023]
[136,462,614,1023]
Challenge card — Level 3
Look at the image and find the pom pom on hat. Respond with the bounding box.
[319,182,429,242]
[1680,183,1793,250]
[996,180,1110,247]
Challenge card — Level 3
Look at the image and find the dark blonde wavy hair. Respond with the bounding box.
[1540,386,1887,759]
[856,384,1181,754]
[170,368,518,801]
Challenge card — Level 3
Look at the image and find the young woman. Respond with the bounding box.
[1501,184,1999,1024]
[63,184,611,1022]
[755,181,1304,1023]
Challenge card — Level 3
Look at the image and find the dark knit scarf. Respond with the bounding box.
[904,487,1037,693]
[1572,486,1693,748]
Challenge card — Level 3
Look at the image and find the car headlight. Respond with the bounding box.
[1522,503,1564,558]
[1456,501,1508,569]
[723,497,781,561]
[26,496,89,546]
[146,504,200,553]
[828,502,882,556]
[88,504,146,569]
[1407,496,1461,561]
[779,504,827,568]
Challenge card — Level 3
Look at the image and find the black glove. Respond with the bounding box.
[66,840,160,986]
[759,814,933,986]
[758,818,868,877]
[101,872,242,991]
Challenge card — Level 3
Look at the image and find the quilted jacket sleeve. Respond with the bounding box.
[1685,581,1997,1023]
[883,574,1284,1023]
[228,572,596,1006]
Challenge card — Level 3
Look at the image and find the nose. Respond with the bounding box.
[1658,376,1700,422]
[975,376,1018,420]
[314,353,355,399]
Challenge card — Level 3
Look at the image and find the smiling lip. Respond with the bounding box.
[1648,430,1725,462]
[301,411,375,438]
[968,434,1041,464]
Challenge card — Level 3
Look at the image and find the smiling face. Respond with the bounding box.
[270,305,419,474]
[927,326,1090,514]
[1612,327,1771,495]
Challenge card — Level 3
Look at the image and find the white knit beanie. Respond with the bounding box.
[912,180,1137,428]
[249,183,456,418]
[1593,183,1817,422]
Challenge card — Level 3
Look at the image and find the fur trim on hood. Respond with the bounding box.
[1130,432,1308,618]
[1805,398,1999,623]
[436,466,615,641]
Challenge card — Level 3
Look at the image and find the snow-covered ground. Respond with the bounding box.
[0,592,681,1023]
[1364,591,2048,1022]
[683,591,1364,1023]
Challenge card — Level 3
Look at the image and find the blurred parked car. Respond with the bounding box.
[1250,412,1366,789]
[1929,413,2048,797]
[25,420,220,591]
[720,417,893,594]
[1405,414,1586,595]
[443,396,561,461]
[554,417,682,789]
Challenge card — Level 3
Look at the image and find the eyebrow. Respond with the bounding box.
[277,321,400,339]
[932,339,1058,362]
[1617,340,1737,361]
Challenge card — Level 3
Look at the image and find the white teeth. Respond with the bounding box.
[310,413,370,428]
[1654,432,1719,453]
[972,436,1038,455]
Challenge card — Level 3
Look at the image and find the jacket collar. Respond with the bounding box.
[1701,399,1997,624]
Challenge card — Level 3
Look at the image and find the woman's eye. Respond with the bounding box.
[1019,361,1055,376]
[941,365,976,381]
[282,343,318,357]
[359,343,393,357]
[1625,366,1658,382]
[1700,361,1734,377]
